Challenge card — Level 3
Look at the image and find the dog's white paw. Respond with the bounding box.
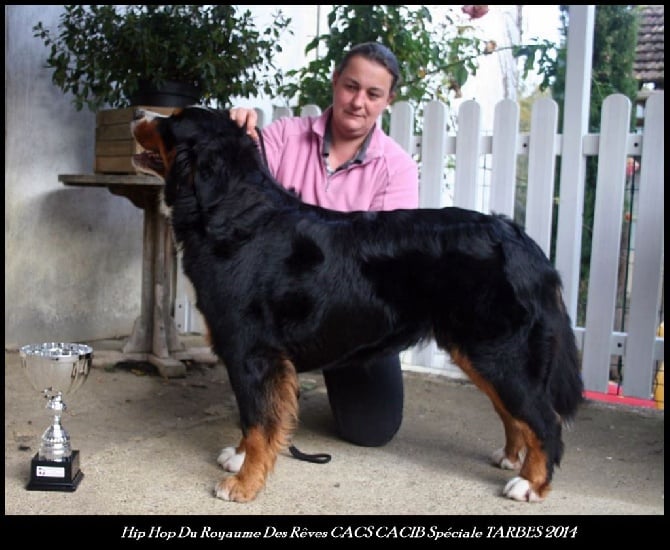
[502,476,543,502]
[214,483,230,500]
[214,476,260,503]
[217,446,245,473]
[214,481,232,501]
[491,447,524,470]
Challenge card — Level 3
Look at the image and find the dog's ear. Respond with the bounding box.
[163,143,193,207]
[192,143,229,208]
[190,143,253,250]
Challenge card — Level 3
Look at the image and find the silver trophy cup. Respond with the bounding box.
[19,342,92,491]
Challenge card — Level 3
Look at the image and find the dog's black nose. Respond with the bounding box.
[133,108,145,121]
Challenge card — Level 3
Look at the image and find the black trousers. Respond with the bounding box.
[322,354,404,447]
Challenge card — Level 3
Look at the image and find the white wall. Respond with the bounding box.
[5,6,144,347]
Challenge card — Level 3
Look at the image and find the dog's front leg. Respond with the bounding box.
[217,436,246,472]
[215,358,299,503]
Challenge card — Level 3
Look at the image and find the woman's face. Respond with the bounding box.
[331,55,395,140]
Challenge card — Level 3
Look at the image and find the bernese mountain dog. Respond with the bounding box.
[131,106,583,503]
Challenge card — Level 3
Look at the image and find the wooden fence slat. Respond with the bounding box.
[419,101,449,208]
[525,98,558,256]
[272,106,292,120]
[581,94,632,393]
[389,102,415,155]
[454,100,482,210]
[623,92,665,398]
[554,5,594,323]
[409,101,448,369]
[175,95,664,405]
[300,104,321,118]
[254,108,267,129]
[489,99,519,217]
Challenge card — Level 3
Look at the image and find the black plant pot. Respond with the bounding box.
[129,80,202,108]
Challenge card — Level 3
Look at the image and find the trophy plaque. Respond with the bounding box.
[19,342,93,491]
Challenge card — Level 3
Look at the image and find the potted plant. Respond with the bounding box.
[33,5,293,111]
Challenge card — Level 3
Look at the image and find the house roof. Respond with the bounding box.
[633,5,664,86]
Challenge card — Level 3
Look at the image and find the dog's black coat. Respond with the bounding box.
[132,106,583,502]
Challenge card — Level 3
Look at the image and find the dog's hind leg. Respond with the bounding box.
[450,349,557,502]
[501,420,558,502]
[215,358,299,503]
[490,409,526,471]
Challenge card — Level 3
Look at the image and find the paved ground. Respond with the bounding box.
[4,336,664,543]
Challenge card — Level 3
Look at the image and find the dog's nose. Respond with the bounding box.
[133,108,145,121]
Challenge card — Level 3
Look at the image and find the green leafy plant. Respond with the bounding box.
[33,5,292,111]
[276,5,565,134]
[276,6,490,115]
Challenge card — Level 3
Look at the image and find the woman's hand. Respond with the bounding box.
[229,108,259,140]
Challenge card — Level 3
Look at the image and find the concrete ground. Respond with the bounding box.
[4,336,664,540]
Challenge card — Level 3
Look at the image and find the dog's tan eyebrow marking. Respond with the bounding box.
[142,108,172,120]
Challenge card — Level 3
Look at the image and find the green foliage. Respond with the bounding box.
[276,5,568,134]
[33,5,292,111]
[551,5,640,133]
[512,39,562,92]
[589,5,640,131]
[276,5,489,119]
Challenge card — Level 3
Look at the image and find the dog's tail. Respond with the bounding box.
[493,215,583,420]
[547,306,584,422]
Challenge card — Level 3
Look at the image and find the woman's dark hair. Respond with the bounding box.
[336,42,401,94]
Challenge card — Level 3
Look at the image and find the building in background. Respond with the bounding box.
[633,5,664,126]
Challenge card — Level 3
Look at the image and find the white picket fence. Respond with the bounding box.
[176,92,664,401]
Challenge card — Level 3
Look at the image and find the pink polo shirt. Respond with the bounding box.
[260,107,419,212]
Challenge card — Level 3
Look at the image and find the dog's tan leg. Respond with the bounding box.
[503,423,551,501]
[215,359,298,503]
[450,349,549,501]
[490,407,526,470]
[450,349,524,466]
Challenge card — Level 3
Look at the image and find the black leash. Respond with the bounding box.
[255,126,269,168]
[288,444,331,464]
[256,125,331,467]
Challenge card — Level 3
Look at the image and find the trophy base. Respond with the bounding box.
[27,450,84,492]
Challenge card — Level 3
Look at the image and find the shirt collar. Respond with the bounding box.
[322,110,374,170]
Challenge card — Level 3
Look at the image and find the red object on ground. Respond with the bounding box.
[584,381,656,409]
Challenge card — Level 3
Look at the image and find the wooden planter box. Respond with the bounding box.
[95,106,176,174]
